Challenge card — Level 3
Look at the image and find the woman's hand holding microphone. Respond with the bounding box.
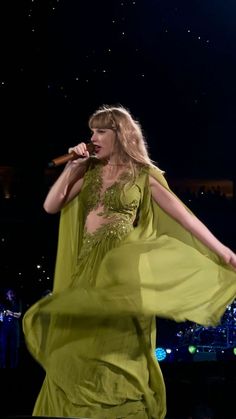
[68,142,91,159]
[48,142,94,168]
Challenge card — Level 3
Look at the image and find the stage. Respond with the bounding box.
[1,353,236,419]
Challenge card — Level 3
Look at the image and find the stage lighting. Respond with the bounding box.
[188,345,197,354]
[155,347,167,361]
[233,348,236,356]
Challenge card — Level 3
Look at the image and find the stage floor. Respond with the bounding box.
[1,351,236,419]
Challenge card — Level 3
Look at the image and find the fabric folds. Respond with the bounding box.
[23,164,236,419]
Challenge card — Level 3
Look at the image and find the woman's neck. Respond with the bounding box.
[101,159,129,179]
[107,162,127,166]
[106,155,128,166]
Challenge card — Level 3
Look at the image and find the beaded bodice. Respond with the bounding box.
[78,161,142,261]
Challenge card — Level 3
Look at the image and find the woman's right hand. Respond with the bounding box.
[68,142,90,159]
[44,142,88,213]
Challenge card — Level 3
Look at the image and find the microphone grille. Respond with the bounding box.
[86,143,95,154]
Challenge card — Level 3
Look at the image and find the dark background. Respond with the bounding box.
[1,0,236,176]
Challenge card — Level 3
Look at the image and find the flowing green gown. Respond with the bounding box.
[23,160,236,419]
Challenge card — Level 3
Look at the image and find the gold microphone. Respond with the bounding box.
[48,143,95,168]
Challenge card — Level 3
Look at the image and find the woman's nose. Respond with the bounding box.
[91,133,98,143]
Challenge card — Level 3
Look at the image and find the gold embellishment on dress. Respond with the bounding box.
[78,163,141,263]
[83,163,138,218]
[78,219,134,262]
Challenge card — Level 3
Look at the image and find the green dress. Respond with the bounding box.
[23,159,236,419]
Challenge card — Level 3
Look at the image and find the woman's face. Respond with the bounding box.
[90,128,117,161]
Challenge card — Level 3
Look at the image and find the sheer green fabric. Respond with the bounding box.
[23,161,236,419]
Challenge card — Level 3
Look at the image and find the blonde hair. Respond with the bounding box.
[89,105,162,179]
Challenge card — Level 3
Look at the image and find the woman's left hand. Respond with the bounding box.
[229,252,236,270]
[221,247,236,270]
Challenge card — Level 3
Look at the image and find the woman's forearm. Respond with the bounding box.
[43,160,86,213]
[182,214,231,262]
[150,175,236,266]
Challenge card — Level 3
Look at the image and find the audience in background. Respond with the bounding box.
[0,287,22,368]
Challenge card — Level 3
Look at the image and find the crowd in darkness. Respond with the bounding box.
[172,182,236,242]
[178,185,232,209]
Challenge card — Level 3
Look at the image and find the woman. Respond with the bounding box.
[23,105,236,419]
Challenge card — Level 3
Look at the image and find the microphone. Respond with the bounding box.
[48,143,95,168]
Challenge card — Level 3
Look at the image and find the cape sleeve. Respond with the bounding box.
[52,159,93,292]
[52,196,83,292]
